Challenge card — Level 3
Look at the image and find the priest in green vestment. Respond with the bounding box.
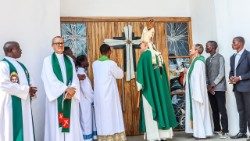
[41,36,83,141]
[0,41,37,141]
[136,22,177,141]
[184,44,213,139]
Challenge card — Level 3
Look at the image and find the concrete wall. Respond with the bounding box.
[213,0,250,134]
[189,0,217,46]
[61,0,190,17]
[0,0,60,140]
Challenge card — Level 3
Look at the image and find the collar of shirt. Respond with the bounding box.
[209,53,218,63]
[211,52,218,58]
[5,56,17,61]
[55,52,64,58]
[77,67,87,74]
[235,48,245,56]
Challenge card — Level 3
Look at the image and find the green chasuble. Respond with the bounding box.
[136,50,177,132]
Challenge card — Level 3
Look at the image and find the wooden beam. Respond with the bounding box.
[60,16,191,22]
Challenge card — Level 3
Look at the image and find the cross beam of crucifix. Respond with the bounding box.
[104,25,141,81]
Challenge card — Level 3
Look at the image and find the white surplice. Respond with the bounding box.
[41,53,83,141]
[77,67,97,141]
[92,60,125,136]
[141,95,173,141]
[185,60,213,138]
[0,57,35,141]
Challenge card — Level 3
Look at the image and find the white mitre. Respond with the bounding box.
[140,27,163,67]
[141,27,155,43]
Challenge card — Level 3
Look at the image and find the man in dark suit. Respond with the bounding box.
[229,36,250,139]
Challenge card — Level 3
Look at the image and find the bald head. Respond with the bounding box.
[3,41,19,55]
[3,41,22,58]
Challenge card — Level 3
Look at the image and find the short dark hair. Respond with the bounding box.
[234,36,245,45]
[3,41,19,54]
[76,55,87,67]
[207,41,218,49]
[100,44,111,55]
[195,43,204,54]
[64,46,71,53]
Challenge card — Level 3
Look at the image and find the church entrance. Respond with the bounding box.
[60,17,192,135]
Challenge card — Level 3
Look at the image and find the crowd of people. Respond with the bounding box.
[1,21,250,141]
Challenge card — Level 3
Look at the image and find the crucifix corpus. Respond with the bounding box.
[104,25,141,81]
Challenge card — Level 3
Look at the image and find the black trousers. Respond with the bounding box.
[208,91,228,133]
[234,91,250,133]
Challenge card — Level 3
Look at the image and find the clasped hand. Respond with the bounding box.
[229,76,240,84]
[207,83,215,95]
[65,87,76,99]
[29,86,37,98]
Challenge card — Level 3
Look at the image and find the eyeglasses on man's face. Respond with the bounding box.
[53,42,64,45]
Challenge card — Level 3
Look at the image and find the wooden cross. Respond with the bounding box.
[104,25,141,81]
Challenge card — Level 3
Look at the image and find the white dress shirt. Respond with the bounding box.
[235,48,245,78]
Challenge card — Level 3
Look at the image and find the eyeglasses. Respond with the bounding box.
[53,42,64,45]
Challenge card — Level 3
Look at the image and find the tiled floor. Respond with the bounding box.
[127,131,249,141]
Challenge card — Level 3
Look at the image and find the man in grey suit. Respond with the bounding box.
[205,41,228,139]
[229,36,250,139]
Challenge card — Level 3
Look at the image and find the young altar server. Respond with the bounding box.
[92,44,126,141]
[76,55,97,141]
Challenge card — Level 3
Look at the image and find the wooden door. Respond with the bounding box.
[85,21,170,135]
[61,17,192,135]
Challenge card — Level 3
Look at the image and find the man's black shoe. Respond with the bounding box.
[230,132,247,139]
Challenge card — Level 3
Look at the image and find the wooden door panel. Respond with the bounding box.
[61,17,192,135]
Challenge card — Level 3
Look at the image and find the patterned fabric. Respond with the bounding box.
[97,132,126,141]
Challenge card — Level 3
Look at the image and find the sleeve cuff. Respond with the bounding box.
[21,85,30,100]
[136,81,142,91]
[239,76,242,80]
[212,81,218,86]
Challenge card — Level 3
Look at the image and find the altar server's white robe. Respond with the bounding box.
[92,60,125,136]
[77,67,97,141]
[185,60,213,138]
[41,54,83,141]
[0,57,35,141]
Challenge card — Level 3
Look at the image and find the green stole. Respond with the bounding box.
[98,55,109,61]
[51,53,73,132]
[187,55,205,127]
[2,58,31,141]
